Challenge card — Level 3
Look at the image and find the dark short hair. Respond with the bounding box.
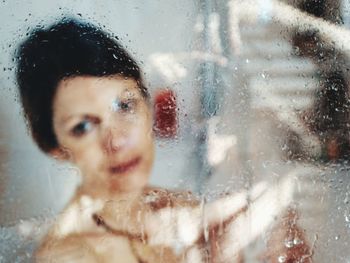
[16,18,148,153]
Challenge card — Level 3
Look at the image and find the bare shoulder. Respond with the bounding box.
[143,186,199,211]
[35,195,105,261]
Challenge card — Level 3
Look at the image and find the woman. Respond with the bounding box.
[17,18,311,262]
[16,18,208,263]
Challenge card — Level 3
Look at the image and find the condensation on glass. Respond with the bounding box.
[0,0,349,262]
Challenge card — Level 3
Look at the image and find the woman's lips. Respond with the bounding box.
[109,157,141,175]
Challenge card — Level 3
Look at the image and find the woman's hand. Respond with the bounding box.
[35,234,99,263]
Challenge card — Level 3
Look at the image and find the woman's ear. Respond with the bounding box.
[49,147,72,161]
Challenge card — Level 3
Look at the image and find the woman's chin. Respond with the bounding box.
[107,174,148,194]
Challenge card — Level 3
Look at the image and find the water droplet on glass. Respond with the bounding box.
[293,238,302,245]
[284,239,294,248]
[345,214,350,222]
[278,255,286,262]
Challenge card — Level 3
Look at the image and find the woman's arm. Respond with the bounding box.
[35,232,143,263]
[35,234,100,263]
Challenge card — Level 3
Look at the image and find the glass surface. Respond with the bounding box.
[0,0,349,262]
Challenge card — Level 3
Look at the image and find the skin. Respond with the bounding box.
[52,75,155,199]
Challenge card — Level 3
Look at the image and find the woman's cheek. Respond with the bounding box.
[74,145,102,172]
[128,123,145,147]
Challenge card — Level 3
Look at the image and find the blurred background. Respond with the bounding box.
[1,0,350,262]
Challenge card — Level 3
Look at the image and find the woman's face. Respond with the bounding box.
[52,76,154,194]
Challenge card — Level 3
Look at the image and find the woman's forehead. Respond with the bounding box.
[58,75,139,93]
[56,76,141,102]
[53,76,141,120]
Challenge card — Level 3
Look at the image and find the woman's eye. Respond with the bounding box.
[119,99,136,113]
[71,120,93,137]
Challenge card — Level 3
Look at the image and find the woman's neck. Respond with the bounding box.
[77,183,144,204]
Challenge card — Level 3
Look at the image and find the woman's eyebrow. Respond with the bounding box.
[121,87,140,98]
[59,114,86,126]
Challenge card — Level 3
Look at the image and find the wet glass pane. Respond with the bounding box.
[1,0,350,262]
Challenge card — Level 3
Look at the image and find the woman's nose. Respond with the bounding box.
[102,127,128,154]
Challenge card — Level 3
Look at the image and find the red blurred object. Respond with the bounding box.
[154,89,178,138]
